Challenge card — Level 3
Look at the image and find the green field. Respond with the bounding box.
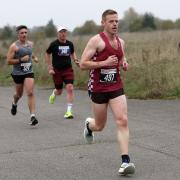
[1,30,180,99]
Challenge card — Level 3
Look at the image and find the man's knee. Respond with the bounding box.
[116,115,128,128]
[27,91,34,97]
[66,84,74,93]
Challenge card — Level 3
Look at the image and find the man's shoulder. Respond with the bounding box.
[89,34,102,43]
[26,41,33,47]
[9,41,18,50]
[116,35,124,42]
[50,39,59,45]
[66,40,73,45]
[27,40,33,44]
[118,37,124,46]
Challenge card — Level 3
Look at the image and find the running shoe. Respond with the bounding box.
[49,92,56,104]
[64,111,73,119]
[30,116,38,126]
[11,103,17,115]
[84,118,94,143]
[118,162,135,176]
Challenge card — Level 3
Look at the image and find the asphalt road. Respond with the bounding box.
[0,86,180,180]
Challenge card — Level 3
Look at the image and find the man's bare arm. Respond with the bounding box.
[45,52,55,75]
[80,36,118,70]
[7,44,21,65]
[71,52,79,67]
[119,38,129,71]
[7,43,30,65]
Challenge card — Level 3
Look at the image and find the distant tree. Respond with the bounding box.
[0,25,13,39]
[161,20,175,30]
[73,20,101,35]
[44,19,56,37]
[175,18,180,29]
[154,17,163,30]
[30,26,46,40]
[129,18,143,32]
[121,7,140,32]
[142,13,156,30]
[118,19,127,32]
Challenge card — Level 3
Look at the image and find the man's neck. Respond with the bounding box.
[18,39,27,45]
[103,31,116,41]
[58,39,66,43]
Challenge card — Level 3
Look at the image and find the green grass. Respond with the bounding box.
[1,30,180,99]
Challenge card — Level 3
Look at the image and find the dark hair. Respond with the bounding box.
[16,25,28,32]
[102,9,118,20]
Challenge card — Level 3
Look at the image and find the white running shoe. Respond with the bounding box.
[84,118,94,143]
[118,162,135,176]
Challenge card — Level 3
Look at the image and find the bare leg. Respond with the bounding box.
[13,84,24,104]
[109,95,129,155]
[11,83,24,115]
[64,84,74,114]
[88,103,108,132]
[65,84,74,104]
[24,78,35,114]
[83,102,108,143]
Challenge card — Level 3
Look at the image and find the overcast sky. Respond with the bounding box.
[0,0,179,31]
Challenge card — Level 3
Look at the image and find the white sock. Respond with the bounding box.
[31,114,35,118]
[12,99,17,105]
[52,89,56,96]
[67,103,73,112]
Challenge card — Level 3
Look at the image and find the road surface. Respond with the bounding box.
[0,87,180,180]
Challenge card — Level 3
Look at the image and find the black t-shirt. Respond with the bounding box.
[46,39,74,70]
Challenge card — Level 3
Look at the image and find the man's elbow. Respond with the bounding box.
[7,57,14,65]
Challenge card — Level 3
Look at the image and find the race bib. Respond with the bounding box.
[21,63,32,72]
[100,69,117,83]
[58,46,70,56]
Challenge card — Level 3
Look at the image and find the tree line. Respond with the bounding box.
[0,7,180,39]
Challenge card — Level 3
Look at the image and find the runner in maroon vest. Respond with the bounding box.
[88,31,123,93]
[80,9,135,176]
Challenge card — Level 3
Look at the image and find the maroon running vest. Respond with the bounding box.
[88,32,124,92]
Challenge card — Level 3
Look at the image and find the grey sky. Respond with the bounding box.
[1,0,179,31]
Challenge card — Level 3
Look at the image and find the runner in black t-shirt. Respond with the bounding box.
[45,26,79,119]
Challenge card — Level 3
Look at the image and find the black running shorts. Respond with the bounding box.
[88,89,124,104]
[11,73,34,84]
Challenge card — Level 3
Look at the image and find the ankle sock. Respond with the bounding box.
[52,89,56,96]
[67,103,73,112]
[31,114,35,118]
[122,154,130,163]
